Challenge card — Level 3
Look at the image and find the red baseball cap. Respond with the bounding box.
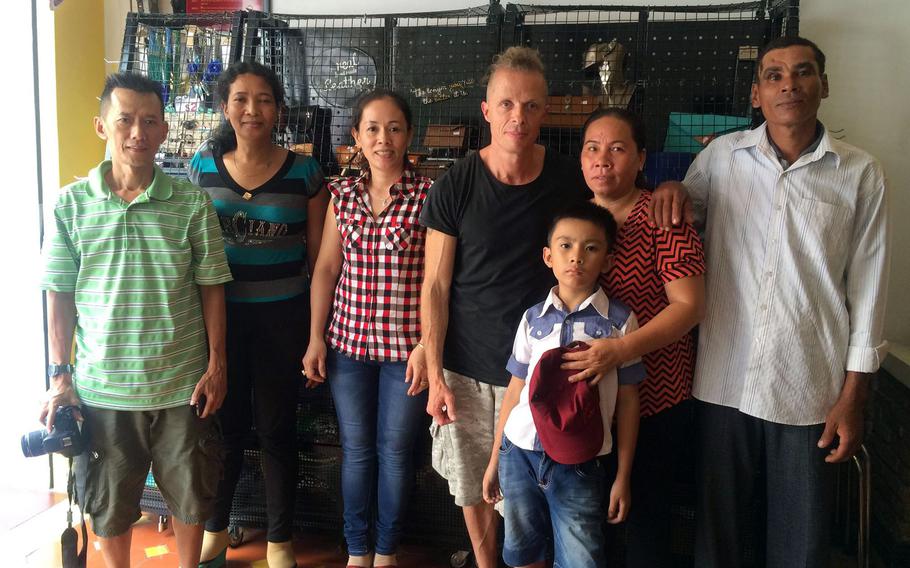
[529,341,604,465]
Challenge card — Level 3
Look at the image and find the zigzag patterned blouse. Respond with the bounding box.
[600,190,706,417]
[326,169,432,362]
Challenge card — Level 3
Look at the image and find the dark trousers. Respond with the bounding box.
[695,400,836,568]
[205,296,308,542]
[623,399,694,567]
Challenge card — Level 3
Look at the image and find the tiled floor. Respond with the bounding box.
[12,498,457,567]
[3,456,859,567]
[1,445,455,567]
[5,484,455,567]
[10,494,862,568]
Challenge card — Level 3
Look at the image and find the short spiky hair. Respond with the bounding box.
[547,200,618,249]
[483,46,547,90]
[756,36,827,78]
[99,73,165,117]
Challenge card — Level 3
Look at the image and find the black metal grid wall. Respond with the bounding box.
[242,6,499,179]
[509,2,776,184]
[119,1,797,184]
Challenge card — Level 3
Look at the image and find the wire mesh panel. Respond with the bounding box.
[507,2,777,185]
[119,12,244,175]
[390,6,500,179]
[243,12,388,174]
[243,6,498,179]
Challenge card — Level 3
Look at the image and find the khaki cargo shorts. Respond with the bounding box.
[76,405,223,537]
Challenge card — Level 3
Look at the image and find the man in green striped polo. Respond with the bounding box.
[40,73,232,568]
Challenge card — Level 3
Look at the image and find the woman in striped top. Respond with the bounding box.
[564,108,707,566]
[302,90,431,568]
[189,61,328,568]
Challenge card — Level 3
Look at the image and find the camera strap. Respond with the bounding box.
[61,457,87,568]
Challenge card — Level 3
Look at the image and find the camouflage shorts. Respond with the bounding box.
[430,369,506,507]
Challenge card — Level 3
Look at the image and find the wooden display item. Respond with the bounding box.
[422,124,469,149]
[542,95,605,128]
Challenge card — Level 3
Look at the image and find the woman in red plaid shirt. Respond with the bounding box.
[302,90,431,568]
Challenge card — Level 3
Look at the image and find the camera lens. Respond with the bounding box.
[21,429,47,458]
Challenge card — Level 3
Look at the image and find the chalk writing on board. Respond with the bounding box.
[410,78,476,104]
[309,46,377,108]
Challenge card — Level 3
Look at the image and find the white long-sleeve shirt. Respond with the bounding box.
[684,122,890,425]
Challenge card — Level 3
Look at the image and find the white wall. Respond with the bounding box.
[801,0,910,347]
[0,1,61,492]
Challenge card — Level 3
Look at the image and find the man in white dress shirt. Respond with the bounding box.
[654,36,890,567]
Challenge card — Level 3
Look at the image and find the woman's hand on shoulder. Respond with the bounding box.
[302,338,328,389]
[561,337,631,385]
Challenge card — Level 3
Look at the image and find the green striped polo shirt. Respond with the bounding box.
[41,161,232,410]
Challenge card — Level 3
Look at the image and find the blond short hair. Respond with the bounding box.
[484,46,547,87]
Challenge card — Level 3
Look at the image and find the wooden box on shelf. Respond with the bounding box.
[423,124,469,149]
[542,95,604,128]
[291,143,314,156]
[413,162,451,180]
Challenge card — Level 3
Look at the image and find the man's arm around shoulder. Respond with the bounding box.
[648,136,721,230]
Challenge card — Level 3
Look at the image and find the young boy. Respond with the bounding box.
[482,201,644,568]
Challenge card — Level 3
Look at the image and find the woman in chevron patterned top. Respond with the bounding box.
[563,107,707,566]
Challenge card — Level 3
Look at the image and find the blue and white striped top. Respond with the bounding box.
[188,140,325,303]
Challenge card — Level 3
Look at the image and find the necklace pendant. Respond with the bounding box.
[242,192,253,201]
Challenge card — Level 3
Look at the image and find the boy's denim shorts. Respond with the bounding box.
[75,404,223,537]
[499,435,606,568]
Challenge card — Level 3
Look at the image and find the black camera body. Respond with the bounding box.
[21,406,85,459]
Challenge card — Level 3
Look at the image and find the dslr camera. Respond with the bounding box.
[21,406,86,458]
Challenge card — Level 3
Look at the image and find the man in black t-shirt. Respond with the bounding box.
[419,46,588,568]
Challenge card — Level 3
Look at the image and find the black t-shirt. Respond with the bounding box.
[419,148,589,386]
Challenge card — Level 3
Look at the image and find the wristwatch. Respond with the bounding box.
[47,363,74,378]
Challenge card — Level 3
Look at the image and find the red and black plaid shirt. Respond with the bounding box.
[326,169,431,362]
[600,190,706,417]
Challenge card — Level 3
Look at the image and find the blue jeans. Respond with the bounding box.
[499,436,606,568]
[327,350,428,556]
